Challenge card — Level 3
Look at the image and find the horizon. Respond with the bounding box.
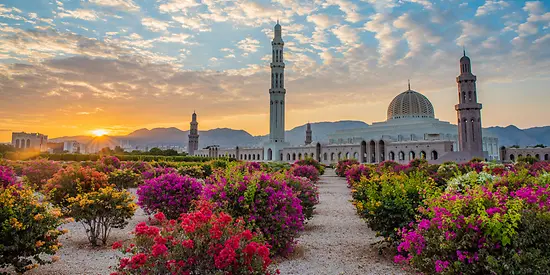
[1,0,550,142]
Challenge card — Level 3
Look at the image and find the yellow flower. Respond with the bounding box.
[50,209,62,218]
[10,218,24,230]
[34,213,44,221]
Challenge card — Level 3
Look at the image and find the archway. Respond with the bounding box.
[379,140,385,162]
[510,154,515,161]
[248,154,252,160]
[252,154,255,160]
[398,151,405,161]
[267,149,273,161]
[338,152,342,160]
[389,151,395,161]
[420,151,426,159]
[369,140,376,163]
[26,139,30,148]
[324,152,327,161]
[287,153,291,161]
[331,153,334,161]
[409,151,416,161]
[280,153,283,160]
[345,152,349,159]
[545,154,549,161]
[431,150,438,160]
[316,143,322,162]
[21,140,25,149]
[258,154,261,160]
[353,152,358,159]
[535,154,540,160]
[15,139,19,148]
[292,153,296,161]
[298,153,302,160]
[360,140,367,162]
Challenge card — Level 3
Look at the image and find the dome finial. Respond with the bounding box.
[463,45,466,57]
[408,79,411,90]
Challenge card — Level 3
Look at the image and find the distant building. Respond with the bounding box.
[12,132,48,152]
[500,146,550,162]
[63,140,81,153]
[47,142,64,153]
[188,111,199,155]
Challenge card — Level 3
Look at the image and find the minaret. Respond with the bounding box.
[188,111,199,155]
[305,122,312,145]
[455,50,483,153]
[269,20,286,144]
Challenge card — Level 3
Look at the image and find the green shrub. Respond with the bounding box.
[352,172,439,244]
[108,169,143,189]
[517,155,539,165]
[0,185,66,273]
[67,186,136,246]
[177,165,204,179]
[210,159,229,170]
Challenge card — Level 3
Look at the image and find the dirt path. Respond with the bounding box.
[277,169,406,275]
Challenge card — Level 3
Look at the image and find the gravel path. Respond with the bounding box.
[277,169,407,275]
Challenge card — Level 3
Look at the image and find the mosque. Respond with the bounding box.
[191,22,500,164]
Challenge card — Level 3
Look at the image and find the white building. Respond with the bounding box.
[193,22,499,165]
[11,132,48,152]
[63,140,81,153]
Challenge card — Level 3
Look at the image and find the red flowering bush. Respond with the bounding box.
[44,166,110,208]
[291,165,320,182]
[137,173,203,219]
[335,159,359,177]
[21,158,61,188]
[0,165,17,188]
[203,169,304,255]
[112,201,276,275]
[395,182,550,274]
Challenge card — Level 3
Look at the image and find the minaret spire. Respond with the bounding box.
[188,112,199,155]
[463,46,466,57]
[408,79,411,90]
[456,52,483,155]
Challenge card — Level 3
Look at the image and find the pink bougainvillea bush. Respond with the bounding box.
[141,166,178,180]
[96,156,121,173]
[291,165,320,183]
[21,158,61,188]
[203,169,304,255]
[0,165,17,188]
[294,158,325,175]
[44,166,110,208]
[137,173,203,219]
[335,159,359,177]
[344,164,372,188]
[395,182,550,274]
[281,173,319,220]
[112,201,277,275]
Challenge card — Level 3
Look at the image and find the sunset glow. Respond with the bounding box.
[91,129,109,137]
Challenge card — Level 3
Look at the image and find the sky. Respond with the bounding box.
[0,0,549,142]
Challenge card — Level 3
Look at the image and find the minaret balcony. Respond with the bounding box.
[455,103,482,110]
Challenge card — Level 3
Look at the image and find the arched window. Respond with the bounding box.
[21,140,25,149]
[409,151,416,160]
[15,139,20,148]
[252,154,255,160]
[345,152,349,159]
[510,154,515,161]
[267,149,273,161]
[398,151,405,161]
[463,118,468,142]
[280,153,283,161]
[518,154,523,158]
[389,151,395,161]
[258,154,261,160]
[353,152,358,159]
[338,152,342,160]
[462,92,466,102]
[324,152,327,161]
[298,153,302,160]
[420,151,426,159]
[331,153,334,161]
[240,154,243,159]
[535,154,540,160]
[468,91,472,101]
[310,152,314,158]
[431,150,438,160]
[292,153,296,161]
[527,154,531,158]
[545,154,549,161]
[471,119,475,141]
[287,153,291,161]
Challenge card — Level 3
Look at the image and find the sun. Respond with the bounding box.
[91,129,109,137]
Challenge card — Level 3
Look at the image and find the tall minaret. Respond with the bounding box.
[188,111,199,155]
[305,122,312,145]
[455,50,483,153]
[269,20,286,144]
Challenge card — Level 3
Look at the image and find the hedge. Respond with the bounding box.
[4,152,212,162]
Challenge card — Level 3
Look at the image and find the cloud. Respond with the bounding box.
[88,0,140,12]
[141,17,170,32]
[237,37,260,55]
[364,13,401,64]
[332,25,359,46]
[476,0,509,16]
[58,9,99,21]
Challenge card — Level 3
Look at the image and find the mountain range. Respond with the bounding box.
[50,121,550,151]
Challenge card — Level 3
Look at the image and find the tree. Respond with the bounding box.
[534,144,546,148]
[164,149,178,156]
[148,147,163,155]
[99,147,114,155]
[114,146,125,154]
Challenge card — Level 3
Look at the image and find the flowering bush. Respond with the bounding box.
[96,156,122,173]
[352,172,439,244]
[445,171,498,193]
[137,173,203,219]
[291,165,320,182]
[395,183,550,274]
[177,165,205,179]
[44,166,110,208]
[345,164,372,188]
[294,158,325,175]
[21,158,61,188]
[67,186,136,246]
[112,201,276,275]
[282,174,319,220]
[335,159,359,177]
[203,170,304,255]
[0,165,17,188]
[232,162,262,174]
[0,184,66,273]
[108,169,143,189]
[121,161,153,175]
[141,166,177,180]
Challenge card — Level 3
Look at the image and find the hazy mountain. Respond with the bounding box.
[49,122,550,151]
